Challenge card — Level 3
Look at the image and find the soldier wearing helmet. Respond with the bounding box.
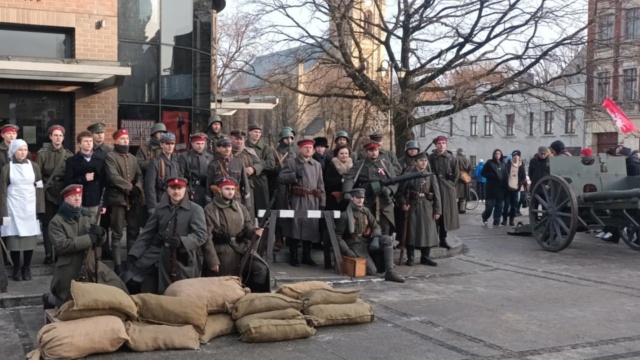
[399,140,421,174]
[137,122,167,174]
[333,130,357,162]
[206,115,227,154]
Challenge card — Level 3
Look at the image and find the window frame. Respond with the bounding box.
[529,112,534,136]
[623,68,638,102]
[596,71,611,103]
[625,8,640,40]
[470,115,478,136]
[544,111,554,135]
[598,13,615,46]
[565,108,576,134]
[506,114,515,136]
[419,123,426,137]
[484,115,493,136]
[0,24,75,58]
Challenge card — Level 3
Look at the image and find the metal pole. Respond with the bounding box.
[389,68,394,153]
[211,9,219,112]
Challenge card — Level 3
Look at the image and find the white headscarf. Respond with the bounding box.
[8,139,28,160]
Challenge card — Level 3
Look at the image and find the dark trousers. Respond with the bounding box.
[110,205,139,266]
[476,182,485,200]
[482,195,504,225]
[42,201,59,257]
[437,216,447,242]
[502,190,520,219]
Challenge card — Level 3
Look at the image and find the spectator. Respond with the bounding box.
[474,159,486,202]
[324,145,353,211]
[501,150,526,226]
[64,131,106,218]
[580,148,595,166]
[312,137,330,172]
[481,149,507,226]
[529,146,550,191]
[549,140,572,157]
[626,150,640,176]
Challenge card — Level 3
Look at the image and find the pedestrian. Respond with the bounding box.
[428,136,460,248]
[0,124,19,168]
[37,125,73,265]
[474,159,486,201]
[312,136,330,172]
[245,124,275,211]
[0,139,44,281]
[549,140,572,157]
[136,122,166,174]
[501,150,526,226]
[178,133,213,207]
[206,115,227,154]
[456,148,472,214]
[481,149,507,226]
[230,129,263,217]
[126,177,207,294]
[206,137,252,212]
[279,138,325,267]
[581,148,595,166]
[64,131,107,218]
[144,133,182,216]
[104,129,144,274]
[529,146,550,191]
[398,140,420,174]
[324,145,353,212]
[87,122,113,157]
[202,176,270,292]
[395,152,441,266]
[44,185,127,309]
[334,188,404,283]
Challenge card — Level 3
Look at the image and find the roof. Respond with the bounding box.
[301,116,325,136]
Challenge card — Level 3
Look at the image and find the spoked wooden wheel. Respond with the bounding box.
[619,225,640,251]
[529,175,578,252]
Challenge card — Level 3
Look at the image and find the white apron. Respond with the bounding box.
[1,161,41,237]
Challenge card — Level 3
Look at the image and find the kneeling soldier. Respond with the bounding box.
[44,185,127,309]
[125,177,207,294]
[203,177,270,292]
[335,188,404,283]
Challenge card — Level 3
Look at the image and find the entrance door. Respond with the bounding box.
[596,132,618,154]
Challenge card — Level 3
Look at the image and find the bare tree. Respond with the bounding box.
[217,12,264,92]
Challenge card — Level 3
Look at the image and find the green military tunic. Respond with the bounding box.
[236,147,268,216]
[269,142,296,209]
[144,153,182,212]
[37,146,74,204]
[136,138,162,174]
[93,142,113,158]
[206,130,227,155]
[105,151,144,207]
[206,154,252,213]
[396,168,442,248]
[178,149,213,207]
[0,142,9,169]
[245,139,276,214]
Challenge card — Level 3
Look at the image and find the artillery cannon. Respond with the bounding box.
[530,155,640,252]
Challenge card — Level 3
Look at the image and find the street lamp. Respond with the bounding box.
[377,60,405,153]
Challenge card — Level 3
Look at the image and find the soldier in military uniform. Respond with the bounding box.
[357,134,401,174]
[144,133,182,215]
[178,133,213,207]
[104,129,144,273]
[206,115,226,154]
[245,124,275,213]
[43,185,127,309]
[87,122,113,157]
[126,177,207,295]
[428,136,460,249]
[206,138,251,211]
[230,129,265,217]
[396,152,442,266]
[37,125,74,265]
[136,122,166,174]
[335,188,404,283]
[0,124,18,168]
[343,141,397,236]
[269,129,296,205]
[333,130,356,162]
[279,139,325,267]
[202,177,270,292]
[456,148,472,214]
[399,140,420,174]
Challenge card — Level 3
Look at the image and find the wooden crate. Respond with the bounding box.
[342,257,366,277]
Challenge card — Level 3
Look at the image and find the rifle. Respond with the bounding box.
[93,188,106,283]
[170,208,179,283]
[398,194,409,266]
[363,171,436,195]
[239,190,278,283]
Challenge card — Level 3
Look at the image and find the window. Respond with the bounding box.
[469,155,477,167]
[565,109,576,134]
[470,116,478,136]
[0,25,73,58]
[529,112,534,135]
[623,68,638,102]
[596,71,611,102]
[449,117,453,137]
[544,111,554,134]
[506,114,515,136]
[484,115,493,136]
[118,0,160,42]
[161,0,194,46]
[626,8,640,40]
[419,123,426,137]
[598,14,614,45]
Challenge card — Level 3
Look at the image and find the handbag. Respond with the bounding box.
[460,171,472,184]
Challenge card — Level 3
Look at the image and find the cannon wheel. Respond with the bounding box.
[619,225,640,251]
[529,175,578,252]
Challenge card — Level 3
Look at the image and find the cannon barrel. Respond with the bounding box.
[581,189,640,202]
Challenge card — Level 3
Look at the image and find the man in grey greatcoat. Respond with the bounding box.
[144,133,183,216]
[125,177,207,295]
[206,137,251,213]
[230,129,265,217]
[279,138,325,267]
[428,136,460,249]
[456,148,472,214]
[245,124,275,212]
[178,133,213,208]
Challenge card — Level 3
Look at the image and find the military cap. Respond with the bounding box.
[313,137,328,148]
[363,141,381,150]
[216,176,237,187]
[297,139,315,147]
[87,122,106,133]
[350,188,366,198]
[335,130,350,141]
[216,137,232,147]
[278,129,294,141]
[248,124,261,132]
[369,133,384,142]
[48,125,65,135]
[160,133,176,143]
[190,132,207,142]
[150,123,167,135]
[208,115,222,127]
[230,129,247,138]
[432,136,447,144]
[414,152,428,160]
[61,184,83,198]
[166,177,188,188]
[113,128,129,140]
[0,124,19,135]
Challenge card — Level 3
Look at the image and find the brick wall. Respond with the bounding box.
[0,0,119,146]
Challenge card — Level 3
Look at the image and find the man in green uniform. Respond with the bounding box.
[357,134,401,174]
[206,115,227,154]
[399,140,420,174]
[137,122,166,173]
[87,122,113,157]
[144,133,182,215]
[178,133,213,207]
[230,129,264,217]
[245,124,275,213]
[206,138,251,211]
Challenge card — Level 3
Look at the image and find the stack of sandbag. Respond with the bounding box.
[164,276,249,343]
[300,287,375,327]
[230,292,314,342]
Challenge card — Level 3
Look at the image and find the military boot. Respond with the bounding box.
[301,241,317,267]
[22,267,31,281]
[112,241,122,275]
[383,246,405,283]
[458,200,467,214]
[289,239,300,267]
[12,266,20,281]
[420,247,438,267]
[405,246,415,266]
[501,216,508,226]
[509,217,515,226]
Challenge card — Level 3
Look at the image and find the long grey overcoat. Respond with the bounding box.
[396,169,442,248]
[428,150,460,231]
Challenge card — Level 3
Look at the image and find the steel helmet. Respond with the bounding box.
[208,115,222,127]
[278,129,294,141]
[404,140,420,152]
[150,123,167,135]
[335,130,350,141]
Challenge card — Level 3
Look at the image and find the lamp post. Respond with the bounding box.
[211,0,226,114]
[377,60,405,153]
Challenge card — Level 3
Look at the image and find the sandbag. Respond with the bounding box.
[238,319,316,343]
[132,293,207,333]
[164,276,250,314]
[125,322,200,352]
[56,300,128,322]
[235,308,304,334]
[300,288,361,308]
[275,281,332,299]
[70,280,137,319]
[230,293,304,320]
[200,313,236,343]
[303,302,374,327]
[37,315,129,360]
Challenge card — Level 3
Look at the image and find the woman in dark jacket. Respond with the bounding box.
[480,149,507,226]
[324,145,353,211]
[502,150,526,226]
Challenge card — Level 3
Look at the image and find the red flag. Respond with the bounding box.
[602,97,638,134]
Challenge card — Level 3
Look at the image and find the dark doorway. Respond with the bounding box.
[596,132,618,154]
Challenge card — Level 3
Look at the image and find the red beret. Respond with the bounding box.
[166,177,187,188]
[297,139,315,147]
[580,148,593,157]
[62,184,83,198]
[363,141,381,150]
[216,177,237,187]
[433,136,447,144]
[113,128,129,140]
[48,125,65,135]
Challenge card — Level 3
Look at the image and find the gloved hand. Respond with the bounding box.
[89,233,100,246]
[165,236,182,249]
[89,224,104,237]
[369,236,380,251]
[130,186,142,200]
[345,250,357,258]
[343,193,352,202]
[382,187,392,196]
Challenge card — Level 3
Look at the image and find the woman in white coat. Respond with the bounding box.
[0,139,44,281]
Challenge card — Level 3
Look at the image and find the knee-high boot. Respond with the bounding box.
[289,239,300,267]
[383,246,404,283]
[301,241,317,266]
[420,247,438,266]
[405,245,415,266]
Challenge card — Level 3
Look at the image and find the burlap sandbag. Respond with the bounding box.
[275,281,332,299]
[303,302,374,327]
[56,300,128,321]
[132,293,207,333]
[300,288,361,308]
[200,313,236,343]
[70,280,138,319]
[238,319,316,343]
[125,322,200,352]
[164,276,250,314]
[37,315,129,359]
[235,308,304,334]
[230,293,304,320]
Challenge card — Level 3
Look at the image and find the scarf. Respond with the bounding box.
[58,202,82,220]
[331,157,353,175]
[114,144,129,154]
[213,193,240,212]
